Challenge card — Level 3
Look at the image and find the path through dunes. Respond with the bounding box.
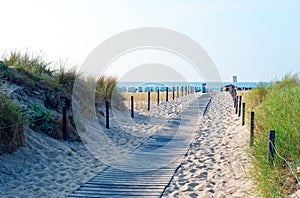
[67,94,211,198]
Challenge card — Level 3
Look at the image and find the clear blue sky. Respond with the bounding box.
[0,0,299,82]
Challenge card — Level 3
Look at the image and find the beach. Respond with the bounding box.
[0,127,104,198]
[163,92,258,197]
[0,93,199,197]
[0,91,264,197]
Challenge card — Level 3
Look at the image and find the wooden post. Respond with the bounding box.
[62,106,67,140]
[242,103,246,126]
[131,96,134,118]
[148,91,150,111]
[234,96,236,108]
[105,100,109,129]
[166,87,168,102]
[234,89,236,98]
[250,111,254,146]
[268,130,276,163]
[235,96,239,114]
[233,90,236,107]
[177,86,179,98]
[238,96,242,117]
[157,89,160,106]
[172,87,175,100]
[181,86,183,97]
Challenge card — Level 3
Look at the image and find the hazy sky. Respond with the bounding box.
[0,0,299,82]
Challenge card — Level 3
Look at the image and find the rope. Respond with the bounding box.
[0,116,49,130]
[268,140,300,185]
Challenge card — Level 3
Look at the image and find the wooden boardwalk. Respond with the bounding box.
[68,94,211,198]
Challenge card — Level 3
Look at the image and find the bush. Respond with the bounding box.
[0,94,26,155]
[28,102,54,135]
[0,60,8,73]
[245,73,300,196]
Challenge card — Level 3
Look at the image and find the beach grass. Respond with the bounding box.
[0,50,125,152]
[0,93,26,155]
[3,50,53,77]
[244,73,300,197]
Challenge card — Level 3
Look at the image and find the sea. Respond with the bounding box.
[117,81,270,92]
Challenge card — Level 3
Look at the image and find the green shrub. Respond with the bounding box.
[0,60,14,79]
[0,94,26,155]
[0,60,8,73]
[28,102,54,135]
[245,73,300,197]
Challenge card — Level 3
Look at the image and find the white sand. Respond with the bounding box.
[0,93,198,198]
[0,127,104,198]
[163,92,259,197]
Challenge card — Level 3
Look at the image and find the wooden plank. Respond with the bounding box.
[87,180,170,185]
[77,188,163,192]
[83,183,166,188]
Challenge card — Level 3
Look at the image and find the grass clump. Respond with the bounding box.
[53,60,79,93]
[3,50,53,78]
[245,73,300,197]
[96,75,118,100]
[95,75,125,111]
[1,51,79,94]
[0,94,26,155]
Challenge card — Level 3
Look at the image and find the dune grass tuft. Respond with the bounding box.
[3,50,53,77]
[0,94,26,155]
[96,75,118,100]
[245,73,300,197]
[54,64,79,93]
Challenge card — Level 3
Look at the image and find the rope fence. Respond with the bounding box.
[268,139,300,185]
[0,116,48,130]
[230,88,300,187]
[105,85,205,129]
[0,107,69,141]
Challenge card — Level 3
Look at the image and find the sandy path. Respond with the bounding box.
[163,92,259,197]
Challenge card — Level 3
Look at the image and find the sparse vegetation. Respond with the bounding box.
[0,50,124,154]
[244,73,300,197]
[3,50,53,76]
